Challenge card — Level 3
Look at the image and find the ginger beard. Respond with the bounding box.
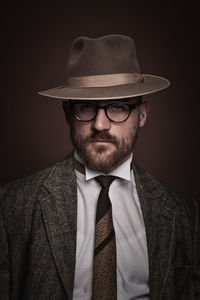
[70,115,140,174]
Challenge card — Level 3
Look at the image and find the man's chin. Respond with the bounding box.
[79,144,117,172]
[87,142,115,157]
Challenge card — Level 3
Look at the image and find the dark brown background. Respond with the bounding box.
[1,2,199,200]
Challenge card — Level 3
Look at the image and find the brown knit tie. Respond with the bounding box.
[92,175,117,300]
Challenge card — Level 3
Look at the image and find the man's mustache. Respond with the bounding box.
[84,132,119,145]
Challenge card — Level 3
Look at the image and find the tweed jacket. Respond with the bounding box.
[0,155,199,300]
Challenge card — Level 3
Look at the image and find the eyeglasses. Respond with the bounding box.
[70,100,141,123]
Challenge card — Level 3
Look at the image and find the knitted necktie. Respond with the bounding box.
[92,175,117,300]
[73,157,117,299]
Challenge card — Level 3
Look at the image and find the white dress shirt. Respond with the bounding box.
[73,152,149,300]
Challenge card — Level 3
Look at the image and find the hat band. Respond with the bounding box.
[66,73,144,88]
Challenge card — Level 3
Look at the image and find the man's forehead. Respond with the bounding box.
[69,96,142,104]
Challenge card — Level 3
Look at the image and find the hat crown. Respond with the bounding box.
[67,34,141,77]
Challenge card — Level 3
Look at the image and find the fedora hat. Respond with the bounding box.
[39,34,170,100]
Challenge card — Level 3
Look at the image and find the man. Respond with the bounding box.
[0,35,199,300]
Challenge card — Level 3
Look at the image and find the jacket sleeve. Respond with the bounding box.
[173,189,200,299]
[184,196,200,298]
[0,207,10,299]
[193,199,200,298]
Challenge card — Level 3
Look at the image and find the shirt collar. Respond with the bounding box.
[74,151,132,181]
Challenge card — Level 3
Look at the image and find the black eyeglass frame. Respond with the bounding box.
[70,100,142,123]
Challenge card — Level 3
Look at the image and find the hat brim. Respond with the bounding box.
[38,74,170,100]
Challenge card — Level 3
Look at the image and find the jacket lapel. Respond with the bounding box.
[39,156,77,300]
[134,164,176,300]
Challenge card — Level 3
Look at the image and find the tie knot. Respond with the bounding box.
[95,175,117,189]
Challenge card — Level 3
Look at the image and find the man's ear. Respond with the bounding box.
[62,101,71,124]
[139,101,150,127]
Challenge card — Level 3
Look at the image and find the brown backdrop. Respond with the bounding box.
[1,2,199,200]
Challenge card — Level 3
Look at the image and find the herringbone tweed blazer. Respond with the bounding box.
[0,155,199,299]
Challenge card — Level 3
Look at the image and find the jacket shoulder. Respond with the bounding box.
[0,155,74,211]
[134,163,197,213]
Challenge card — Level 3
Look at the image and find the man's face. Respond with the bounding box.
[64,98,149,173]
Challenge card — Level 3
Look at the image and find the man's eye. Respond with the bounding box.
[110,104,127,112]
[79,104,93,112]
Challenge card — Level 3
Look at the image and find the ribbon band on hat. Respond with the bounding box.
[66,73,144,88]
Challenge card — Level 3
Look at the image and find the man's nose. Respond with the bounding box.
[91,108,111,131]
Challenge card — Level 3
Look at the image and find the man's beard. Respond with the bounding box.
[70,123,139,174]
